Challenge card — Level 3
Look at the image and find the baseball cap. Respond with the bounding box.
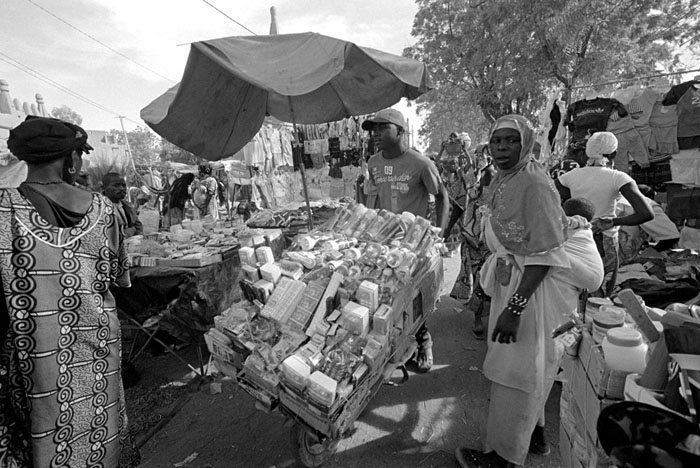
[361,109,406,131]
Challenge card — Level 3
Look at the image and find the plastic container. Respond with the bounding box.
[592,305,626,344]
[602,327,648,373]
[585,297,614,324]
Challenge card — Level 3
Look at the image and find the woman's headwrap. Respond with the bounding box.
[7,116,93,163]
[488,115,567,255]
[586,132,618,166]
[198,164,212,175]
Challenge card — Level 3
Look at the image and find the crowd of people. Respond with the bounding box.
[0,101,679,467]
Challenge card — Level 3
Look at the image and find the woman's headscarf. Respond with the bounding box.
[7,116,93,163]
[488,115,567,255]
[586,131,618,166]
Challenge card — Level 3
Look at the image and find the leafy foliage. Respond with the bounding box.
[50,105,83,125]
[407,0,700,149]
[106,126,159,166]
[159,139,198,165]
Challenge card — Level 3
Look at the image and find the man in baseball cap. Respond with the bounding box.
[363,108,449,373]
[361,108,407,131]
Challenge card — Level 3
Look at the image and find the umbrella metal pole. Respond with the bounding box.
[288,97,314,230]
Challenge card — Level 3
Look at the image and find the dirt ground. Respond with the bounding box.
[124,255,565,468]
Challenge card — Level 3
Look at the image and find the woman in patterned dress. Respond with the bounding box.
[0,117,137,467]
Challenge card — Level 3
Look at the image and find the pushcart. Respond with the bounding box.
[209,254,444,467]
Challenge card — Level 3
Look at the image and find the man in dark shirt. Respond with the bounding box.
[102,172,142,238]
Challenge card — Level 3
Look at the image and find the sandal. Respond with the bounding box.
[416,345,433,373]
[455,447,482,468]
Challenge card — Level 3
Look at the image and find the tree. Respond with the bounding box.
[159,138,198,165]
[106,126,159,166]
[407,0,700,148]
[50,105,83,125]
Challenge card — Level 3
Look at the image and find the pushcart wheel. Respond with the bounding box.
[291,423,339,467]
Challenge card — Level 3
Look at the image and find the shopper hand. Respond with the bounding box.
[592,217,614,235]
[491,309,521,344]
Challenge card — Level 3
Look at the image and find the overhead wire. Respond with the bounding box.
[199,0,258,35]
[24,0,177,84]
[0,51,141,126]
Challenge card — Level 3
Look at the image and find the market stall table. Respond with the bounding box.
[113,229,286,343]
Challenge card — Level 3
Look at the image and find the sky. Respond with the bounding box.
[0,0,424,142]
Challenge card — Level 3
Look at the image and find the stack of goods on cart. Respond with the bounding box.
[125,214,240,267]
[559,288,700,467]
[204,203,443,412]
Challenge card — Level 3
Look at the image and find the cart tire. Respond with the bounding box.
[291,424,339,467]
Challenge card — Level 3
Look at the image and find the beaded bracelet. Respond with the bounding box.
[506,305,523,316]
[508,293,529,309]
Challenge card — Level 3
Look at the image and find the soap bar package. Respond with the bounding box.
[239,246,257,267]
[356,280,379,313]
[260,263,282,285]
[341,302,370,336]
[307,371,338,407]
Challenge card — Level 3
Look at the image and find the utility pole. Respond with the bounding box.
[117,115,138,175]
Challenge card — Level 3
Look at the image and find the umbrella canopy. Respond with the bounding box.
[141,32,431,160]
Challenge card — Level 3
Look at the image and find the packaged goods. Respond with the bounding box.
[281,355,311,391]
[322,238,358,254]
[242,264,261,282]
[239,246,257,267]
[372,304,393,336]
[261,277,307,323]
[253,279,275,303]
[386,247,408,269]
[288,279,329,332]
[401,216,430,251]
[307,371,338,407]
[350,209,378,239]
[255,246,275,264]
[260,263,282,285]
[362,209,390,240]
[278,260,304,280]
[356,280,379,313]
[362,333,388,370]
[341,302,370,336]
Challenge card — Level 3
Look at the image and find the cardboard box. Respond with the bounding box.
[261,277,306,324]
[577,329,629,399]
[567,352,618,444]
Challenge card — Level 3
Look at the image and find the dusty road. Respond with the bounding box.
[136,255,564,468]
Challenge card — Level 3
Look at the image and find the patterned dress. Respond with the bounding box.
[0,189,133,468]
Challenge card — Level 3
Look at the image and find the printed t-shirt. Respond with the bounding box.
[558,166,634,237]
[565,98,627,143]
[677,86,700,140]
[368,148,441,217]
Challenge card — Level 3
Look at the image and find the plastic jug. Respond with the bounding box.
[602,327,648,373]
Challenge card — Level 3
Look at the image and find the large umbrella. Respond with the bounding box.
[141,32,432,226]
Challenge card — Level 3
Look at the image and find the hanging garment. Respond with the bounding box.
[565,97,628,144]
[629,160,672,186]
[606,113,650,173]
[661,80,700,106]
[669,148,700,187]
[629,88,659,150]
[676,86,700,149]
[648,96,679,155]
